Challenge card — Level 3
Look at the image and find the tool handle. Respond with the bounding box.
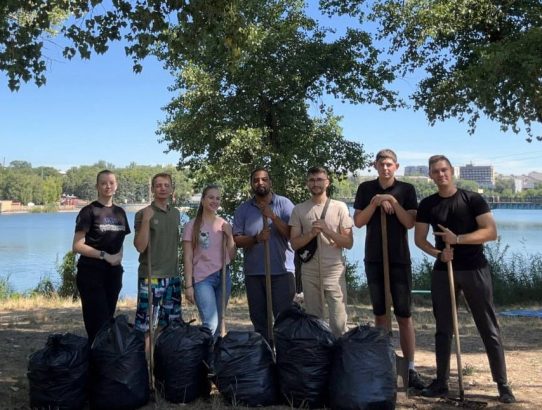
[446,243,464,398]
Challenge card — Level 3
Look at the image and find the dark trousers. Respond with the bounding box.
[431,265,508,384]
[76,263,123,343]
[245,273,295,342]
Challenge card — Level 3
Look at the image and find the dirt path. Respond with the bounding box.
[1,298,540,409]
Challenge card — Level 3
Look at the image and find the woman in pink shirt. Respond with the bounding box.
[183,185,236,335]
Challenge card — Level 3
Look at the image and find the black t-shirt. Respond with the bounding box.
[75,201,131,266]
[354,178,418,264]
[416,189,490,270]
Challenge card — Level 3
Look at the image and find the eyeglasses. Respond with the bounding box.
[308,178,328,184]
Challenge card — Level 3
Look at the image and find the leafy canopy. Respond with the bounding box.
[2,0,399,211]
[323,0,542,141]
[157,0,398,211]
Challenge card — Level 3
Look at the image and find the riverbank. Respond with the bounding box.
[0,203,192,214]
[1,296,540,409]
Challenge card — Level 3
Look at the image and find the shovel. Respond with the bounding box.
[263,215,274,349]
[220,231,227,337]
[146,227,155,392]
[380,208,409,392]
[443,243,488,408]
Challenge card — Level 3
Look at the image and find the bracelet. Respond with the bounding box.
[456,234,461,244]
[184,284,193,289]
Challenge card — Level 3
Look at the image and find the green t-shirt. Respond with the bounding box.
[135,203,181,279]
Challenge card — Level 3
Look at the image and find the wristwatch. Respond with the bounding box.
[99,250,106,260]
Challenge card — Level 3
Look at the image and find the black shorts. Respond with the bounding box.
[365,262,412,318]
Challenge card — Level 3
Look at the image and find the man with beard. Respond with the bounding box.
[233,167,296,341]
[289,166,353,336]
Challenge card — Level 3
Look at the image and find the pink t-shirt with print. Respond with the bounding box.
[183,216,231,283]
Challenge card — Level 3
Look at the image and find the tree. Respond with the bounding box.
[323,0,542,141]
[158,0,397,212]
[42,175,63,204]
[3,172,34,203]
[9,160,32,169]
[63,164,104,200]
[456,178,480,193]
[1,0,241,90]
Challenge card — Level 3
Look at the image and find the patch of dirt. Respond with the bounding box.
[0,299,540,409]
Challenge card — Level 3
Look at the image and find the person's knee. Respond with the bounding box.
[374,314,387,328]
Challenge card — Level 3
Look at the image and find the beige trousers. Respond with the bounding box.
[301,266,348,337]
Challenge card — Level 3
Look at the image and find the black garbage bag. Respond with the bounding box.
[274,303,336,408]
[329,325,396,410]
[153,319,213,403]
[27,333,89,410]
[90,315,149,410]
[212,330,277,406]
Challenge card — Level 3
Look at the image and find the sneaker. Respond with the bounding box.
[498,383,516,404]
[408,369,425,390]
[421,379,449,398]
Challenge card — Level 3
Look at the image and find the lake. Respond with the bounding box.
[1,209,541,297]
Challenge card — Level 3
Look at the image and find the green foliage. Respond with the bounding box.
[412,256,433,291]
[400,177,435,200]
[360,0,542,141]
[345,259,362,292]
[32,275,56,297]
[57,251,79,300]
[158,0,397,212]
[410,239,542,305]
[0,162,63,205]
[0,161,193,205]
[485,239,542,305]
[229,250,247,297]
[456,179,480,193]
[0,275,14,299]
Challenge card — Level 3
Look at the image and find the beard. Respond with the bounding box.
[310,186,326,196]
[254,185,271,197]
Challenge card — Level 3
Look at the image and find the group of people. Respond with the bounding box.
[72,149,515,404]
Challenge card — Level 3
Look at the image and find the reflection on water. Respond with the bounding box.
[1,209,542,296]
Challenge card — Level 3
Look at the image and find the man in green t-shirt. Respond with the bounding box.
[134,173,182,341]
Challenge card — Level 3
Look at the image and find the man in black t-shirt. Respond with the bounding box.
[354,149,424,390]
[415,155,515,404]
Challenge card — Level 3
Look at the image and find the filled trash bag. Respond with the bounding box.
[329,325,396,410]
[274,303,336,408]
[27,333,89,410]
[90,315,149,410]
[212,330,277,406]
[154,319,213,403]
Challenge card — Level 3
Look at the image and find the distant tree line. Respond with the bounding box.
[0,160,193,206]
[330,174,542,203]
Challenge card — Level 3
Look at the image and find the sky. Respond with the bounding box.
[1,9,541,177]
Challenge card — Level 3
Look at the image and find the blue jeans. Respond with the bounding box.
[194,267,231,336]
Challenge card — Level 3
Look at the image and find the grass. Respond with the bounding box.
[3,291,541,409]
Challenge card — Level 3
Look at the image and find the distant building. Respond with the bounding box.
[459,164,495,188]
[514,175,539,193]
[404,165,428,176]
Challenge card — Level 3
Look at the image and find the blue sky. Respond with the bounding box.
[1,10,541,177]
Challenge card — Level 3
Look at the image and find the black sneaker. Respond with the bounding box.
[408,369,425,390]
[498,383,516,404]
[421,379,449,398]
